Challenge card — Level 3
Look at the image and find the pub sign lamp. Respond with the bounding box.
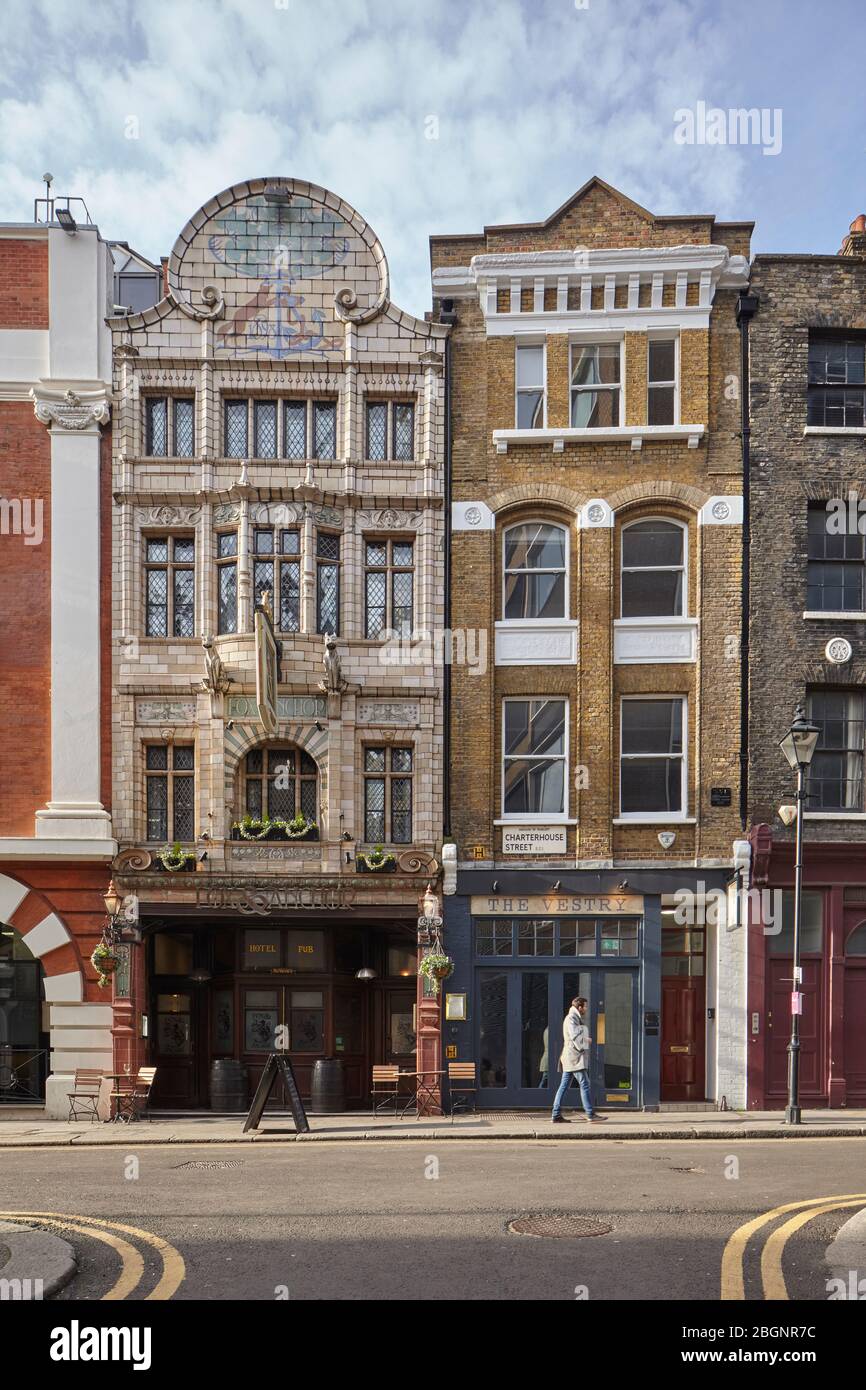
[778,704,819,1128]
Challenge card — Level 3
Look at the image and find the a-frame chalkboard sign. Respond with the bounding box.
[243,1053,311,1134]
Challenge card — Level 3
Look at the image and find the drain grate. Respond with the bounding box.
[173,1160,244,1170]
[508,1213,612,1239]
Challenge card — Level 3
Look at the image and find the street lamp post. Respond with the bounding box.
[778,705,820,1126]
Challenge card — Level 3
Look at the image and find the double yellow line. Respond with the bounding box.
[721,1194,866,1300]
[0,1211,185,1300]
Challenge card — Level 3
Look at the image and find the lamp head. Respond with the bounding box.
[779,705,820,772]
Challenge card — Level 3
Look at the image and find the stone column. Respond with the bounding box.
[31,387,113,841]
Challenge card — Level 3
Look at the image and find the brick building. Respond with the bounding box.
[107,178,448,1110]
[431,178,752,1110]
[0,203,118,1117]
[746,217,866,1109]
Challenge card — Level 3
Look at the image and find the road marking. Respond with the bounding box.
[761,1198,866,1301]
[721,1193,866,1300]
[0,1210,186,1300]
[0,1212,143,1299]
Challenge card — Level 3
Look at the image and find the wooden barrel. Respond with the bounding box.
[210,1059,248,1112]
[310,1058,345,1114]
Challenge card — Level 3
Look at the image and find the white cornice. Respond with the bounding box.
[492,424,705,452]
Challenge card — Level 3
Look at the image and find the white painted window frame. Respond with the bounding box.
[619,515,688,620]
[501,695,569,823]
[501,518,570,623]
[646,331,680,427]
[569,334,624,430]
[618,694,689,823]
[514,339,547,430]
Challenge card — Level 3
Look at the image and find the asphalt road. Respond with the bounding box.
[2,1138,864,1302]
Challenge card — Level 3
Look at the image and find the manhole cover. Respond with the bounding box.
[173,1160,244,1170]
[508,1213,612,1239]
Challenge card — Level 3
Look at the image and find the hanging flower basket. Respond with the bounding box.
[91,941,119,989]
[155,842,196,872]
[418,953,454,996]
[357,845,397,873]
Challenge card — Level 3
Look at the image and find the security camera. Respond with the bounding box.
[226,720,234,730]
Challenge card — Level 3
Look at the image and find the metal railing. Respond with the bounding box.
[32,194,94,227]
[0,1049,47,1103]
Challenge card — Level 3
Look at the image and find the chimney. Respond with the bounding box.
[839,214,866,258]
[160,255,170,296]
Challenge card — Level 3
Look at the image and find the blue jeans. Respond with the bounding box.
[552,1069,594,1118]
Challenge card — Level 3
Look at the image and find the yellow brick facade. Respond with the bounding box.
[432,177,752,871]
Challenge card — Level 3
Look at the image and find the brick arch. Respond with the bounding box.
[606,480,708,515]
[486,482,583,517]
[0,872,83,1002]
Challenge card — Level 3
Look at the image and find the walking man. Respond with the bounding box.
[552,996,607,1123]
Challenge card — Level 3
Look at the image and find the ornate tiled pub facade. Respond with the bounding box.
[109,179,447,1109]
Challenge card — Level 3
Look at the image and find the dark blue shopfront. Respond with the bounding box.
[443,876,667,1111]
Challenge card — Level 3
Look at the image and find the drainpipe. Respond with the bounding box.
[736,292,758,833]
[439,299,457,840]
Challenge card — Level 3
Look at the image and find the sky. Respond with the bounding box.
[0,0,863,317]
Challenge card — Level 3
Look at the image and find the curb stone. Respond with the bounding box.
[0,1222,77,1298]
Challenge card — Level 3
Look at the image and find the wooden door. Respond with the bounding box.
[766,958,823,1099]
[661,978,705,1100]
[843,968,866,1103]
[661,925,706,1101]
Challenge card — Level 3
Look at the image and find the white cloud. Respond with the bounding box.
[0,0,754,314]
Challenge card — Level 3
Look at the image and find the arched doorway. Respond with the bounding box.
[0,922,48,1103]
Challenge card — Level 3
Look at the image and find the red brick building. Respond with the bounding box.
[0,204,142,1115]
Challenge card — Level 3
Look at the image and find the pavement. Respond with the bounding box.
[3,1104,866,1145]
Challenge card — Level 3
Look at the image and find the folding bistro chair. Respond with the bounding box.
[112,1066,157,1123]
[67,1068,104,1123]
[371,1065,401,1117]
[448,1062,477,1121]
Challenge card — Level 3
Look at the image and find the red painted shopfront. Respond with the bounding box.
[748,825,866,1109]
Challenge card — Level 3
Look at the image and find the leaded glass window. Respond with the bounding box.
[364,746,413,843]
[254,400,278,459]
[145,397,168,456]
[316,531,340,634]
[173,399,195,457]
[366,403,387,460]
[146,743,195,843]
[284,401,307,459]
[365,538,414,638]
[365,401,415,460]
[313,401,336,459]
[225,400,249,458]
[244,747,318,825]
[145,536,195,638]
[217,532,238,635]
